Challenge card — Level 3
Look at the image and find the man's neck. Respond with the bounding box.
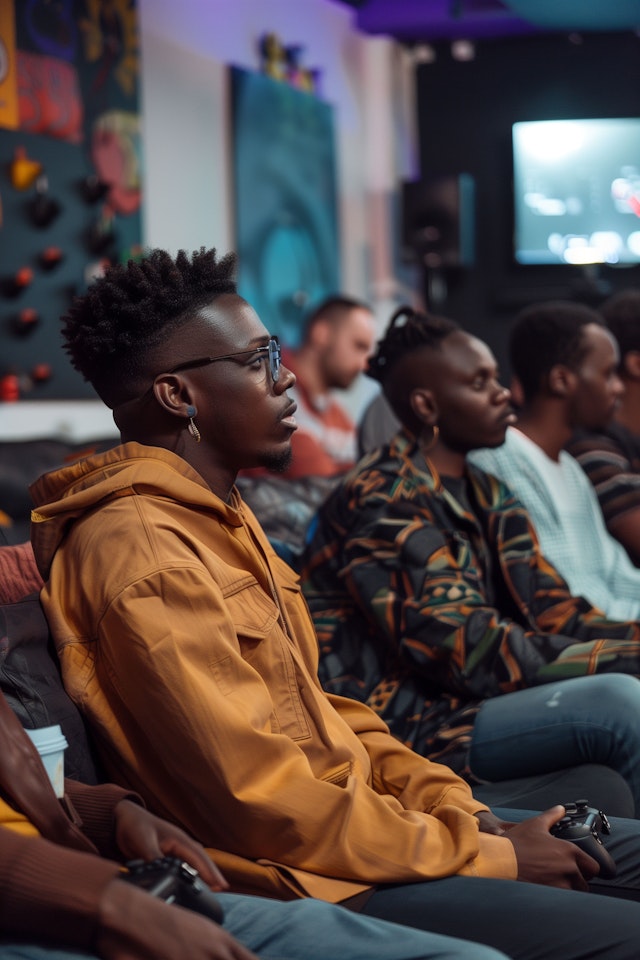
[514,402,569,461]
[427,445,466,479]
[121,427,237,503]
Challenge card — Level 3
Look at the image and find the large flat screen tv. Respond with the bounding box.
[512,118,640,266]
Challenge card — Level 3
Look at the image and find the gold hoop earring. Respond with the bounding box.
[421,424,439,454]
[186,405,201,443]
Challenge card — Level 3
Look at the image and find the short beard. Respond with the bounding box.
[260,447,294,474]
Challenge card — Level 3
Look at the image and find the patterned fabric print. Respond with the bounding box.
[302,430,640,780]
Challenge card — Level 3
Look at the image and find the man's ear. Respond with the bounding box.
[153,374,193,417]
[309,319,331,349]
[623,350,640,380]
[411,387,437,427]
[547,364,577,398]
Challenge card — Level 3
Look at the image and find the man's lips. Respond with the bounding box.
[502,407,518,426]
[280,400,298,430]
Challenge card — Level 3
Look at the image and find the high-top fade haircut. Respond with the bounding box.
[367,305,459,429]
[601,288,640,363]
[509,300,605,405]
[61,247,237,408]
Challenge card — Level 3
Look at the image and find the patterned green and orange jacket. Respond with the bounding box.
[301,430,640,779]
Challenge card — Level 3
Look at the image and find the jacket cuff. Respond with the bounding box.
[64,781,144,859]
[468,832,518,880]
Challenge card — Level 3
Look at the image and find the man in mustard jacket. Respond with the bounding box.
[27,248,640,960]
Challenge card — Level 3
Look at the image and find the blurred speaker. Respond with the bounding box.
[402,174,475,268]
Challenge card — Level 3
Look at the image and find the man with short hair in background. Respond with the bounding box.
[280,295,376,479]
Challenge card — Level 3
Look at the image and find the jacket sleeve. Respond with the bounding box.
[0,825,120,947]
[327,495,640,698]
[64,779,144,859]
[325,691,489,815]
[56,563,516,886]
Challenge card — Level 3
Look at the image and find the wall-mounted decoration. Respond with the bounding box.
[40,246,64,270]
[9,145,42,189]
[231,65,339,348]
[12,306,40,336]
[0,2,19,130]
[2,266,34,299]
[258,33,322,97]
[27,175,62,227]
[0,0,142,401]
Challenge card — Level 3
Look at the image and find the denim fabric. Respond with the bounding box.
[0,895,511,960]
[469,674,640,815]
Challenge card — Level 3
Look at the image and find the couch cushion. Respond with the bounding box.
[0,541,43,604]
[0,593,100,784]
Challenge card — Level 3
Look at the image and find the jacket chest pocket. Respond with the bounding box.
[221,578,311,742]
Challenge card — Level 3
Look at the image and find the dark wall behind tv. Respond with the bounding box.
[415,31,640,369]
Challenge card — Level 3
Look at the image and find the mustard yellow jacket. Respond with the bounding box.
[30,443,516,901]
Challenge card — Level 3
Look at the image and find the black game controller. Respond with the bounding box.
[550,800,617,879]
[122,856,224,924]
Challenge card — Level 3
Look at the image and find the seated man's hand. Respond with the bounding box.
[503,805,600,891]
[98,878,256,960]
[113,799,228,891]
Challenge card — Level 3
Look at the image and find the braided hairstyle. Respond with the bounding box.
[61,247,237,407]
[367,306,459,430]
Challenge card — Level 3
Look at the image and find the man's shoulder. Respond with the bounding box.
[318,442,435,519]
[567,424,640,463]
[465,459,522,505]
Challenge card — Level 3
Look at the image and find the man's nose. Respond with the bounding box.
[493,381,511,403]
[275,363,296,393]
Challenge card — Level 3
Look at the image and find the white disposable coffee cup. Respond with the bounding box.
[25,724,68,798]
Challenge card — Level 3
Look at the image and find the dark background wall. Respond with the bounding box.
[0,1,141,401]
[414,31,640,371]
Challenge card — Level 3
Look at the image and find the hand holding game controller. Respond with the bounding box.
[550,800,617,879]
[122,856,225,924]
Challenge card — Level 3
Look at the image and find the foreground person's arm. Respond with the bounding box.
[0,827,255,960]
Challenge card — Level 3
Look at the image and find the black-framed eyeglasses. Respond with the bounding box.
[169,337,281,383]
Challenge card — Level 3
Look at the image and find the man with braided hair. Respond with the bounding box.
[302,305,640,815]
[27,250,640,960]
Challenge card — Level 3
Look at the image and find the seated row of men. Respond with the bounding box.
[302,296,640,812]
[283,286,640,593]
[7,249,640,960]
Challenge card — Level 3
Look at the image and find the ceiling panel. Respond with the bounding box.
[333,0,640,42]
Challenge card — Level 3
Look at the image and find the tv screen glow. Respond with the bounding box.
[512,118,640,266]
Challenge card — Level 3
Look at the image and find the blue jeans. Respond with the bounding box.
[0,895,508,960]
[468,674,640,815]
